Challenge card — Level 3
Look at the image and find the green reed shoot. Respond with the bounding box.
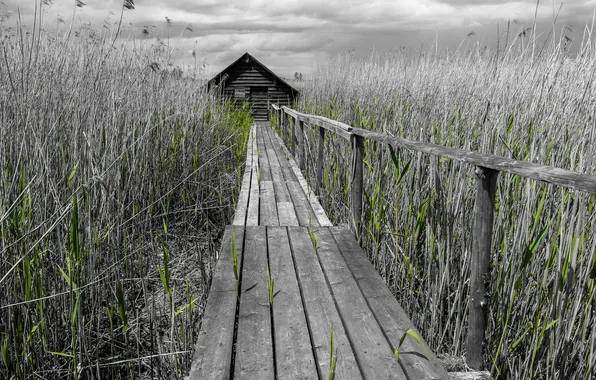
[328,324,337,380]
[393,329,428,362]
[266,261,275,305]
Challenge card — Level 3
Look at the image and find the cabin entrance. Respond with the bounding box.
[249,87,269,121]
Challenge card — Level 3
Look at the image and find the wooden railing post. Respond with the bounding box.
[291,116,296,157]
[351,134,364,241]
[466,166,498,370]
[316,126,325,199]
[298,120,305,170]
[277,109,282,131]
[282,113,288,143]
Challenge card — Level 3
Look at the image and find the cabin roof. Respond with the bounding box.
[208,52,299,96]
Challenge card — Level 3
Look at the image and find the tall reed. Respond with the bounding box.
[295,26,596,379]
[0,4,252,378]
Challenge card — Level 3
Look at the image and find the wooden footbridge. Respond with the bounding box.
[189,104,596,379]
[188,122,449,379]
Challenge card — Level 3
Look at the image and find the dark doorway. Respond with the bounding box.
[249,87,269,121]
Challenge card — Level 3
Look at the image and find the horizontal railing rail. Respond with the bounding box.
[270,103,596,371]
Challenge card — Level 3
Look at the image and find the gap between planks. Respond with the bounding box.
[189,226,448,380]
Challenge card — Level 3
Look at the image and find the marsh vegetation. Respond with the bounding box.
[0,4,252,379]
[293,26,596,379]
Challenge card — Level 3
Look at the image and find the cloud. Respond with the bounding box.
[1,0,594,77]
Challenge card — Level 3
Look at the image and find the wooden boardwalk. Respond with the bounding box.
[189,123,449,379]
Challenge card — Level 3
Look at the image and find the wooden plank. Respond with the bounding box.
[262,127,292,203]
[277,202,299,226]
[270,166,291,202]
[281,106,353,141]
[189,226,245,380]
[257,125,273,182]
[351,135,364,240]
[287,227,363,380]
[276,104,596,193]
[283,172,318,226]
[268,227,318,378]
[261,124,300,225]
[271,127,332,226]
[233,125,255,226]
[265,126,319,226]
[467,167,498,370]
[291,116,296,157]
[246,126,260,226]
[259,181,279,226]
[351,127,596,194]
[330,226,450,380]
[235,227,275,379]
[316,126,325,198]
[313,227,406,379]
[298,119,306,170]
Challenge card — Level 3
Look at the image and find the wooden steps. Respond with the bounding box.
[188,123,449,379]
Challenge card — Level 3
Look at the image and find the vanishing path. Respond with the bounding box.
[188,122,449,379]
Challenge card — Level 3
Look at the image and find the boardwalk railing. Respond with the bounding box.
[270,103,596,370]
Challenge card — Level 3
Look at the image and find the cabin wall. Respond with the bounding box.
[213,58,296,121]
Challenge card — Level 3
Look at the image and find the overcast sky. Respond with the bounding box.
[1,1,594,78]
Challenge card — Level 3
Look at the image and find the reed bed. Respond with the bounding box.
[293,31,596,379]
[0,9,252,379]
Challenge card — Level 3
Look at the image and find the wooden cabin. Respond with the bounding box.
[207,52,299,121]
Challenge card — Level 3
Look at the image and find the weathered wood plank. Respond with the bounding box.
[246,126,260,226]
[316,126,325,198]
[277,202,299,226]
[257,124,273,182]
[261,124,293,203]
[449,372,493,380]
[284,173,319,226]
[233,125,255,226]
[265,126,320,226]
[268,227,317,378]
[259,181,279,226]
[330,226,450,380]
[261,125,299,225]
[291,116,296,157]
[281,106,353,141]
[467,167,498,370]
[351,135,364,241]
[189,226,245,380]
[275,104,596,193]
[313,227,406,379]
[270,126,332,226]
[350,127,596,194]
[235,227,275,379]
[298,119,306,170]
[287,227,363,380]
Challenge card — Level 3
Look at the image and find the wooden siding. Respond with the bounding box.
[210,54,297,121]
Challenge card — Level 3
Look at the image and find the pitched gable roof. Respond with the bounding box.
[208,52,299,96]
